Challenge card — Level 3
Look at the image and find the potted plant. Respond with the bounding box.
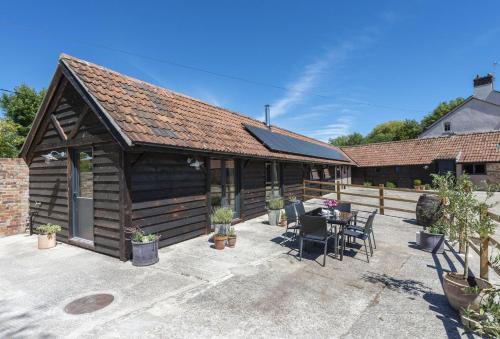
[36,224,61,249]
[279,212,287,227]
[432,173,496,312]
[227,226,237,248]
[128,227,160,266]
[419,220,446,254]
[211,207,233,250]
[267,197,284,226]
[414,179,422,190]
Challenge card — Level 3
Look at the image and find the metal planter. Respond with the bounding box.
[132,239,159,266]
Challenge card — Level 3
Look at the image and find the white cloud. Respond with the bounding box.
[267,31,378,121]
[306,116,354,142]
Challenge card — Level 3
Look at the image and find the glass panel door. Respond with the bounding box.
[210,159,240,218]
[72,149,94,242]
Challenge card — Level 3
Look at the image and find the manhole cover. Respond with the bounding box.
[64,294,114,315]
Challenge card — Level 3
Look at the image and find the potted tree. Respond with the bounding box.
[267,197,284,226]
[432,173,496,312]
[129,227,160,266]
[36,224,61,249]
[211,207,233,250]
[413,179,422,190]
[419,220,446,254]
[227,226,237,248]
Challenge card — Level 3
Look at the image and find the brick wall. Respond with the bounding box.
[0,158,29,237]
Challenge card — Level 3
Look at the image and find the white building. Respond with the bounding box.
[419,74,500,138]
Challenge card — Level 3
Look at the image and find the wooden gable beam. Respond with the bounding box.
[50,114,67,141]
[67,107,88,140]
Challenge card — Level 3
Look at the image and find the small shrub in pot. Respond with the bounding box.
[227,226,237,248]
[413,179,422,190]
[211,207,233,250]
[267,197,284,226]
[36,224,61,249]
[385,181,397,188]
[129,227,160,266]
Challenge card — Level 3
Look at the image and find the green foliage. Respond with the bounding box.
[385,181,397,188]
[129,227,158,243]
[363,181,373,187]
[428,219,446,235]
[36,223,61,235]
[421,97,465,130]
[329,132,364,146]
[461,286,500,337]
[268,197,284,210]
[0,118,24,157]
[211,207,233,224]
[287,194,298,203]
[431,173,497,278]
[364,120,422,144]
[227,226,236,237]
[0,84,46,137]
[413,179,422,187]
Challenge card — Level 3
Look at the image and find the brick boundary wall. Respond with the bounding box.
[0,158,29,237]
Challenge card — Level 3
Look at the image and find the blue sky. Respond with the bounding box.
[1,1,499,141]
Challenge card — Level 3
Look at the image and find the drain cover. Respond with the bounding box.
[64,294,114,315]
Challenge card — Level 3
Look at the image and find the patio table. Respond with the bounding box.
[306,208,357,261]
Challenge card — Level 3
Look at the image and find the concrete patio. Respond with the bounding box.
[0,198,497,338]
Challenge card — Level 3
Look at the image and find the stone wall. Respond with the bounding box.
[0,158,29,237]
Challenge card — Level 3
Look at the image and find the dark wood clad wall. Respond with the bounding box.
[241,160,266,219]
[29,83,122,257]
[130,153,208,248]
[282,163,304,201]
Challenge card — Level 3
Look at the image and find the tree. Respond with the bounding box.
[329,132,364,146]
[0,119,24,157]
[364,119,422,144]
[0,84,46,137]
[420,97,465,131]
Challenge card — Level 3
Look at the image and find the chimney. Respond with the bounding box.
[264,104,271,128]
[473,73,494,99]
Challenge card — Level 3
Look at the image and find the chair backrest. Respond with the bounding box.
[363,212,376,235]
[295,201,306,216]
[299,215,328,238]
[337,203,351,213]
[284,204,298,224]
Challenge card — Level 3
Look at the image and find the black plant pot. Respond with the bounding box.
[419,231,445,254]
[132,239,159,266]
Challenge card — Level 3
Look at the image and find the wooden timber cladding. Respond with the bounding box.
[241,160,267,220]
[130,152,208,248]
[282,163,304,201]
[29,82,122,258]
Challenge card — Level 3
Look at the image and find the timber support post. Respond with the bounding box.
[336,181,341,201]
[379,184,385,215]
[479,204,489,280]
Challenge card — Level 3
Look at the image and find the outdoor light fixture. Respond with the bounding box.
[423,165,429,170]
[41,151,66,164]
[187,157,204,170]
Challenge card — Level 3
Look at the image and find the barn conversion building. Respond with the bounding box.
[342,131,500,189]
[20,54,354,260]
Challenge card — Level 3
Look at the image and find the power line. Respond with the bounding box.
[0,21,427,113]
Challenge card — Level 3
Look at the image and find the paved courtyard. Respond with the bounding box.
[1,196,498,338]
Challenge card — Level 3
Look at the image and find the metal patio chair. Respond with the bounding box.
[342,212,375,263]
[280,203,301,245]
[347,209,377,249]
[298,215,335,266]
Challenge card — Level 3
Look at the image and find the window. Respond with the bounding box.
[323,167,331,180]
[444,122,451,132]
[463,163,486,175]
[210,159,240,217]
[310,167,320,180]
[266,162,281,199]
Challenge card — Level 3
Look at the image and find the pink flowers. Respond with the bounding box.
[324,199,339,209]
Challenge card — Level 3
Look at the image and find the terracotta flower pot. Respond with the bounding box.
[443,272,492,312]
[227,236,237,248]
[38,233,57,249]
[214,235,227,250]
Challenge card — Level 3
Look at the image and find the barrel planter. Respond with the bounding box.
[419,231,445,254]
[416,194,442,228]
[132,238,159,266]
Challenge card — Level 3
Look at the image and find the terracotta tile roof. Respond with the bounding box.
[341,131,500,167]
[59,54,353,165]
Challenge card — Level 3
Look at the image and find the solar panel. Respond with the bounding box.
[244,124,349,162]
